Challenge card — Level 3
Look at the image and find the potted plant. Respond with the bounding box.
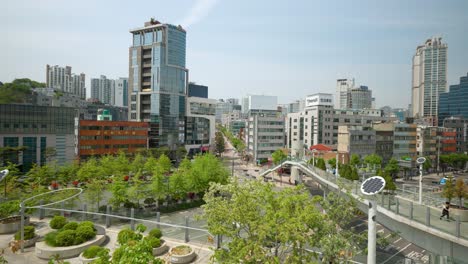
[170,245,196,264]
[79,245,107,264]
[11,225,37,248]
[147,228,168,256]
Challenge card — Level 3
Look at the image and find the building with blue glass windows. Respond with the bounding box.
[438,73,468,126]
[129,19,188,148]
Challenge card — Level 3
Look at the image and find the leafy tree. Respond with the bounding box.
[150,166,167,208]
[350,154,361,167]
[328,157,337,167]
[157,154,171,174]
[26,163,56,186]
[77,157,103,182]
[130,153,145,175]
[454,178,468,207]
[56,162,79,185]
[153,147,170,159]
[423,157,432,171]
[271,149,287,165]
[364,154,382,167]
[143,157,159,175]
[215,131,225,156]
[109,179,128,208]
[316,158,326,171]
[113,151,130,176]
[127,171,148,207]
[0,162,22,198]
[384,158,399,178]
[442,175,455,204]
[190,154,229,193]
[0,78,45,104]
[203,180,327,263]
[169,170,186,200]
[84,179,107,211]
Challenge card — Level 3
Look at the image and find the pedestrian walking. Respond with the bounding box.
[440,202,450,221]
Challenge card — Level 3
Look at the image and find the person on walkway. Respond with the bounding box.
[440,202,450,221]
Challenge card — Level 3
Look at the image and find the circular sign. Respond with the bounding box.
[416,157,426,164]
[0,169,9,182]
[361,176,386,196]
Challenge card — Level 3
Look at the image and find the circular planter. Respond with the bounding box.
[170,246,196,264]
[78,252,100,264]
[0,216,30,234]
[10,235,39,248]
[451,207,468,222]
[152,240,169,256]
[35,225,107,260]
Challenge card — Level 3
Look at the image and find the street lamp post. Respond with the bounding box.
[312,149,317,167]
[335,153,339,179]
[416,157,426,205]
[361,176,386,264]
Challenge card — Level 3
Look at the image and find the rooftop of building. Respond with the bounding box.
[130,18,186,33]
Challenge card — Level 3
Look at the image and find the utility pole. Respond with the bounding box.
[336,153,339,178]
[437,136,440,175]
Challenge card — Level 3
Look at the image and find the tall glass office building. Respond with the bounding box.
[129,20,188,148]
[438,73,468,125]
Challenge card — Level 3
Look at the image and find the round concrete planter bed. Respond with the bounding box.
[0,216,30,234]
[35,225,107,260]
[152,240,169,256]
[11,235,39,248]
[170,245,196,264]
[78,252,100,264]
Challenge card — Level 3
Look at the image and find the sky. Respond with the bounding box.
[2,0,468,108]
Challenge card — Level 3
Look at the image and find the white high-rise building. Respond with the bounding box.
[46,65,86,99]
[114,78,128,107]
[336,78,354,109]
[412,37,448,124]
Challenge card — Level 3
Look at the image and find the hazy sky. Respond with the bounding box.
[2,0,468,108]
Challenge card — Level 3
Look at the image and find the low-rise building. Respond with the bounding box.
[373,123,417,161]
[76,120,148,160]
[442,116,468,153]
[185,96,217,155]
[0,104,76,171]
[337,125,376,161]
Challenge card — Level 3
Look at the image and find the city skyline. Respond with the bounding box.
[2,0,468,108]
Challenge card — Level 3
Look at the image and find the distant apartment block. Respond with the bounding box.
[337,125,376,159]
[114,78,128,107]
[442,117,468,153]
[412,37,448,124]
[46,64,86,99]
[335,78,374,110]
[91,75,115,105]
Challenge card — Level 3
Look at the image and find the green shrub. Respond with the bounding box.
[62,222,78,231]
[145,237,161,248]
[148,228,162,239]
[14,225,35,240]
[75,225,96,241]
[55,230,76,246]
[78,221,95,229]
[82,245,105,259]
[111,247,124,263]
[117,228,141,244]
[0,200,20,218]
[44,231,59,247]
[49,215,67,230]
